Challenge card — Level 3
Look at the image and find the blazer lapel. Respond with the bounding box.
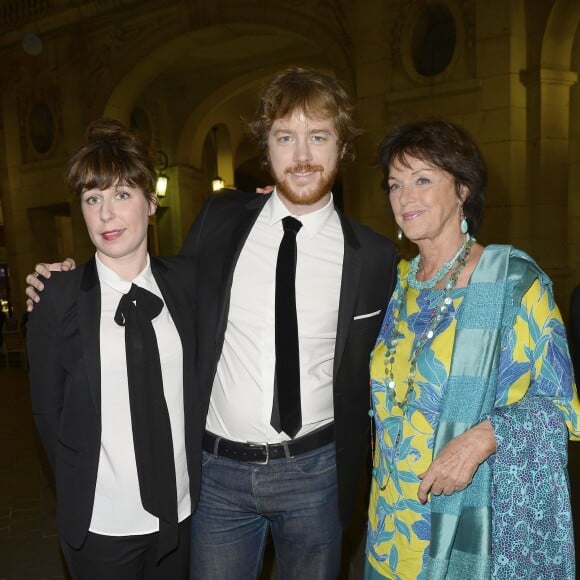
[150,257,189,344]
[78,258,102,417]
[215,194,269,337]
[333,213,363,378]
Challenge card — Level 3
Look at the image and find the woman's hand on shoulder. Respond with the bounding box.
[417,419,496,503]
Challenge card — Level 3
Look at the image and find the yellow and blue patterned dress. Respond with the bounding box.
[366,259,580,580]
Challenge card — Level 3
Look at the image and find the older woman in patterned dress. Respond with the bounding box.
[365,119,580,579]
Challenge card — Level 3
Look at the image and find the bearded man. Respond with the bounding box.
[184,68,397,579]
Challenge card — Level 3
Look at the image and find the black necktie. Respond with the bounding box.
[271,216,303,438]
[114,283,178,560]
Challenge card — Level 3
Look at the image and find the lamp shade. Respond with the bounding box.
[212,176,225,192]
[156,174,168,198]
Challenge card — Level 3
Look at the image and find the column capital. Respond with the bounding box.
[520,67,578,88]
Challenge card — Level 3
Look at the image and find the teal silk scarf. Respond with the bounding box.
[426,245,574,579]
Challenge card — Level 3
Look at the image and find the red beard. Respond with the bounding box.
[275,163,339,207]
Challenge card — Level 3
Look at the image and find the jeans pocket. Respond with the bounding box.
[291,443,336,476]
[200,450,215,468]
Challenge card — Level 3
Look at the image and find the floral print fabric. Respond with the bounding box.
[366,260,579,579]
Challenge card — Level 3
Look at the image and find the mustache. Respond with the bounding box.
[285,164,324,174]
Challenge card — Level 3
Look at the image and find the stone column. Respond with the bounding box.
[522,67,577,306]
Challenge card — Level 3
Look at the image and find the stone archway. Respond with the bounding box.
[96,6,352,251]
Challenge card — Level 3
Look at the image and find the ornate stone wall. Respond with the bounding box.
[0,0,578,319]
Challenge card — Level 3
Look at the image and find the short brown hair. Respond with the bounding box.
[377,119,487,235]
[248,67,362,164]
[66,118,156,203]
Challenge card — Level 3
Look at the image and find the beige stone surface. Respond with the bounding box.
[0,0,578,323]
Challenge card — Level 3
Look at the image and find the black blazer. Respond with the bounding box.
[181,190,397,527]
[27,255,198,548]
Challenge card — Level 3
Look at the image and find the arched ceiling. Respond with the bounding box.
[105,22,340,168]
[144,23,324,108]
[542,0,580,69]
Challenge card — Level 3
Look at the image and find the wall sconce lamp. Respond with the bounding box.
[211,176,225,191]
[156,150,169,198]
[211,126,224,192]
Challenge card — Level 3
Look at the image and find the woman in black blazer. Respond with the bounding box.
[26,119,196,580]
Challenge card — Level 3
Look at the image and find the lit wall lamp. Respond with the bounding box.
[212,176,225,191]
[211,127,224,192]
[156,150,169,198]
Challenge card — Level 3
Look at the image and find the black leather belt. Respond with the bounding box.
[203,424,334,465]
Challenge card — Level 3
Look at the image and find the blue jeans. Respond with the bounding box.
[190,442,342,580]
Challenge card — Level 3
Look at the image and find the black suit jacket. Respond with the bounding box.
[27,256,198,548]
[181,190,397,527]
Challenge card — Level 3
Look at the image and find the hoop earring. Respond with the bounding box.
[397,228,403,241]
[460,214,468,235]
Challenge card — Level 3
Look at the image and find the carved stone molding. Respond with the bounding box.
[0,0,50,29]
[18,87,63,163]
[391,0,475,84]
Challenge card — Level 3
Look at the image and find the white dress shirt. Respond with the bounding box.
[205,190,344,443]
[89,255,190,536]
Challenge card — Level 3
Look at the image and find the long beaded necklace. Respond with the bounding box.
[369,236,475,489]
[385,236,474,410]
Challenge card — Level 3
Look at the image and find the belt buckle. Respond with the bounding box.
[247,441,269,465]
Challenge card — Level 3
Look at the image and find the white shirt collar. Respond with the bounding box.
[95,253,154,294]
[267,188,336,238]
